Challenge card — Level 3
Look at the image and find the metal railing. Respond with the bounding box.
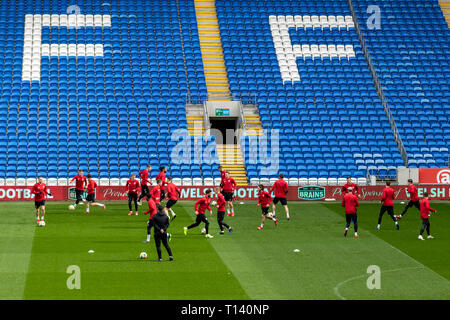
[347,0,409,168]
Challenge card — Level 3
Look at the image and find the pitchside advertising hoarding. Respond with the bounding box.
[1,184,450,201]
[419,168,450,184]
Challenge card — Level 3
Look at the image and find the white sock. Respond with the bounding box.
[146,234,150,241]
[272,211,276,216]
[260,224,264,228]
[86,208,90,212]
[227,208,230,214]
[345,227,349,230]
[355,232,358,236]
[377,224,380,227]
[74,203,77,208]
[170,209,175,217]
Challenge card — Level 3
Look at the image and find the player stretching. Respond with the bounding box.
[418,192,436,240]
[32,176,48,225]
[397,179,420,220]
[70,169,87,209]
[342,176,360,197]
[257,185,277,230]
[156,166,167,202]
[222,172,236,217]
[143,197,157,243]
[151,179,162,205]
[271,173,290,220]
[85,174,106,214]
[214,186,232,235]
[166,177,180,221]
[342,187,359,238]
[126,174,140,216]
[376,181,399,230]
[138,164,152,205]
[184,189,214,238]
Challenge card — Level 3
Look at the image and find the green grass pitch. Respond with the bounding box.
[1,200,449,300]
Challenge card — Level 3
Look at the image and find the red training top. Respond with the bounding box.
[408,184,419,202]
[381,187,395,206]
[342,183,359,195]
[258,190,272,207]
[271,179,288,198]
[126,179,140,194]
[216,192,226,211]
[151,186,161,204]
[70,175,87,191]
[222,177,236,193]
[195,196,212,215]
[32,183,48,201]
[139,169,151,186]
[166,182,180,201]
[87,180,97,195]
[341,192,359,214]
[145,198,157,219]
[420,198,436,219]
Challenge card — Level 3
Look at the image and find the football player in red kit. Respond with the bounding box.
[222,172,236,217]
[341,176,360,197]
[184,189,214,238]
[70,169,87,209]
[214,186,232,235]
[85,174,106,214]
[257,185,277,230]
[156,166,167,202]
[138,164,152,205]
[165,176,181,221]
[341,187,359,237]
[418,192,436,240]
[376,181,399,230]
[397,179,420,220]
[218,165,226,189]
[32,176,48,225]
[126,174,140,216]
[144,197,158,243]
[150,179,163,205]
[270,173,290,220]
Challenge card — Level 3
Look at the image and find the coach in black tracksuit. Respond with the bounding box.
[153,208,173,262]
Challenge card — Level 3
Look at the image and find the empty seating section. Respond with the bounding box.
[354,0,450,168]
[216,0,404,179]
[0,0,219,179]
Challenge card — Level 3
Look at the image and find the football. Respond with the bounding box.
[68,205,75,210]
[211,200,217,206]
[139,252,147,259]
[39,220,46,227]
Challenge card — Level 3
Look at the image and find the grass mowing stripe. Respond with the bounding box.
[22,201,248,299]
[0,203,37,299]
[205,201,450,299]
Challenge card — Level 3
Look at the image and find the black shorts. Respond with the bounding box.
[273,197,287,206]
[223,192,233,201]
[380,205,394,216]
[141,185,150,195]
[75,189,84,201]
[35,200,46,209]
[86,193,95,203]
[261,206,270,215]
[217,210,225,221]
[346,213,358,224]
[147,219,154,227]
[406,200,420,210]
[160,190,166,201]
[166,199,177,208]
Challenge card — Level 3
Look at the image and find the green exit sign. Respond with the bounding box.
[215,108,230,116]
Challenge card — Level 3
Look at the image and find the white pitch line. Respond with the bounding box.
[333,266,426,300]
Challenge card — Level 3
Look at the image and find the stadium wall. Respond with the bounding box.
[1,185,450,201]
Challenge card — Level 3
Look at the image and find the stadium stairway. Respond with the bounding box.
[194,0,231,101]
[439,0,450,27]
[216,144,248,185]
[243,104,264,136]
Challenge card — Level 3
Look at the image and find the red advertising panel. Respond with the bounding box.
[419,168,450,184]
[1,185,450,201]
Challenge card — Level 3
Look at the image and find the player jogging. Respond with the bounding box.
[222,172,236,217]
[376,181,399,230]
[184,189,214,238]
[32,176,48,225]
[341,176,360,197]
[214,186,233,235]
[166,176,180,221]
[270,173,290,220]
[126,174,140,216]
[342,187,359,238]
[85,174,106,214]
[151,179,162,205]
[418,192,436,240]
[70,169,87,209]
[152,205,174,261]
[156,166,167,202]
[397,179,420,220]
[138,164,152,204]
[257,184,277,230]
